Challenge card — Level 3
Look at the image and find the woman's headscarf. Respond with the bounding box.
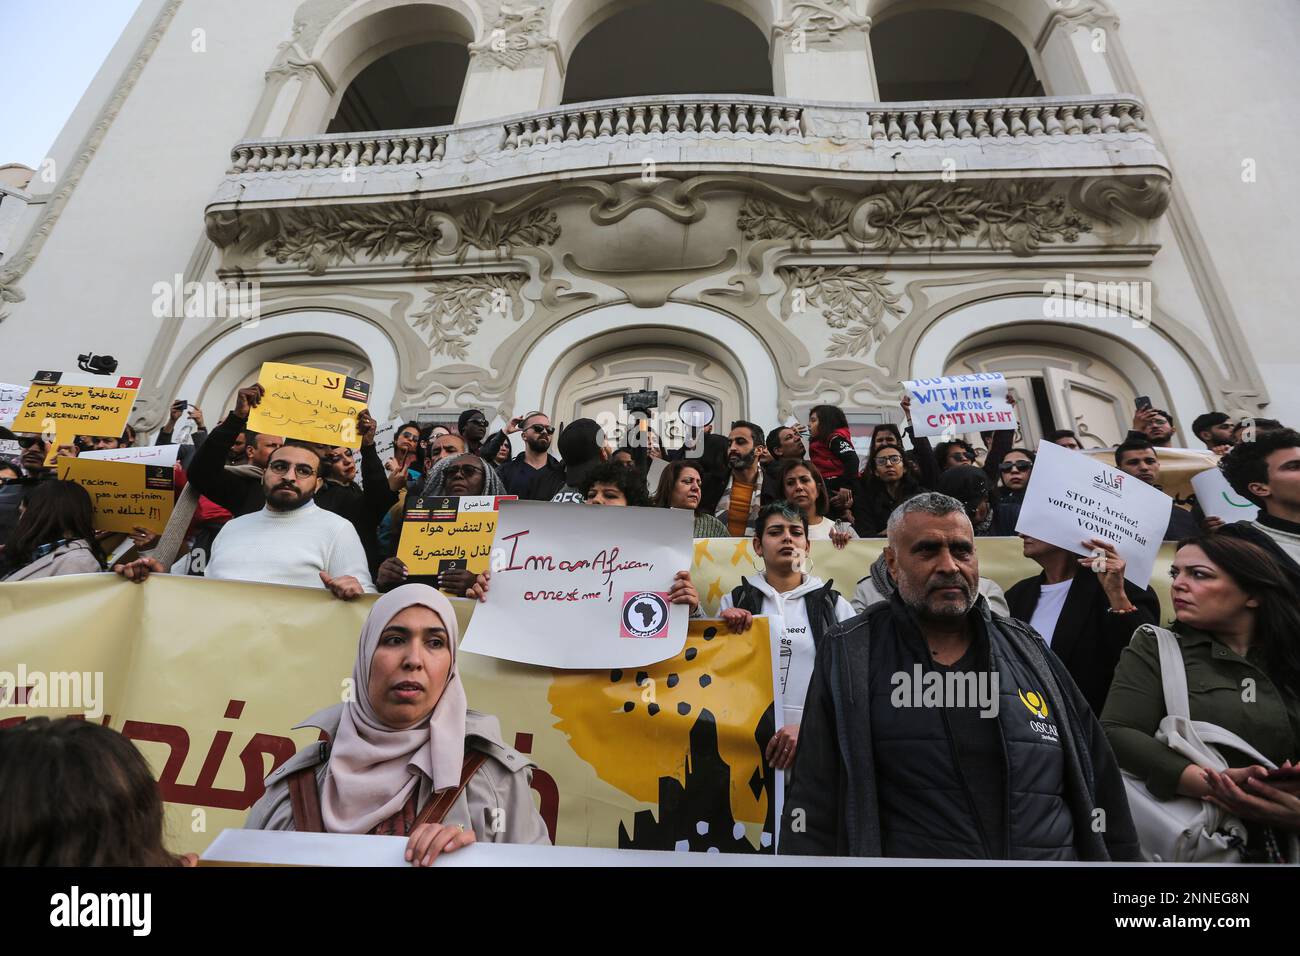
[320,584,468,834]
[417,452,508,501]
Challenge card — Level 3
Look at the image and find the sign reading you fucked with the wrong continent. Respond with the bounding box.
[903,372,1018,438]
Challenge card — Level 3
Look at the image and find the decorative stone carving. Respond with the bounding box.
[1071,175,1172,226]
[287,0,356,58]
[780,266,905,358]
[256,201,560,275]
[1044,0,1120,32]
[467,2,558,69]
[739,182,1093,257]
[409,274,528,359]
[772,0,871,47]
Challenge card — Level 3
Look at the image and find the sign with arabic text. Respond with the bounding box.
[397,494,515,584]
[246,362,370,449]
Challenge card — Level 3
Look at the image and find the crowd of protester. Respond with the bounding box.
[1,386,1298,866]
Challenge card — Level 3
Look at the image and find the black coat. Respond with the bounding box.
[1005,570,1160,715]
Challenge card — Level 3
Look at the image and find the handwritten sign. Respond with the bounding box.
[461,500,694,668]
[1015,440,1170,589]
[0,439,20,460]
[10,370,140,439]
[1190,466,1259,524]
[0,382,30,426]
[57,456,175,534]
[397,495,516,586]
[246,362,371,449]
[79,444,180,468]
[903,372,1017,438]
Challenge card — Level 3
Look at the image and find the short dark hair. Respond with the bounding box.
[0,718,183,865]
[270,440,323,466]
[777,458,829,516]
[580,459,649,506]
[1045,429,1078,444]
[809,404,849,436]
[558,419,605,467]
[1151,408,1173,423]
[728,420,765,449]
[1220,427,1300,507]
[1191,412,1231,439]
[1114,438,1155,468]
[397,420,421,437]
[765,426,791,454]
[1004,447,1036,461]
[755,500,809,538]
[934,439,977,468]
[653,460,704,511]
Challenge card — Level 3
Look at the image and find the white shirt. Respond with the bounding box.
[719,573,856,727]
[1029,579,1073,647]
[806,516,858,540]
[205,499,376,592]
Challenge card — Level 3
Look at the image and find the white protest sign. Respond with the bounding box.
[0,383,30,426]
[373,416,405,462]
[902,373,1017,439]
[79,444,180,468]
[1015,440,1171,589]
[1190,467,1259,524]
[0,439,20,459]
[461,499,694,668]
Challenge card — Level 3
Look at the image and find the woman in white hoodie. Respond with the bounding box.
[718,501,856,771]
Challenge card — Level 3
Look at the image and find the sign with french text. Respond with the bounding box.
[56,456,175,534]
[461,500,694,668]
[10,370,140,442]
[246,362,370,449]
[903,372,1017,438]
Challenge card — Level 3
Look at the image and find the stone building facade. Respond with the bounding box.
[1,0,1296,448]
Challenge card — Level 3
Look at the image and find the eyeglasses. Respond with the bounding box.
[999,461,1033,473]
[267,460,317,478]
[875,455,903,466]
[527,425,555,435]
[443,465,484,480]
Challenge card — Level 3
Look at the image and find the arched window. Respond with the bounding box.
[562,0,773,103]
[871,10,1043,101]
[327,41,469,133]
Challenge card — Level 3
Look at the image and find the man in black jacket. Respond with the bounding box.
[781,492,1140,860]
[314,410,398,577]
[1006,535,1159,715]
[186,384,283,518]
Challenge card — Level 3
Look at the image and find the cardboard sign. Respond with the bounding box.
[10,370,140,440]
[246,362,370,449]
[57,456,175,534]
[79,444,180,468]
[1190,466,1259,524]
[1015,440,1171,588]
[902,372,1017,438]
[461,500,694,668]
[397,495,516,585]
[0,382,30,426]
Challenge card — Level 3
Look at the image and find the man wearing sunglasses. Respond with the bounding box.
[486,411,563,500]
[115,441,375,599]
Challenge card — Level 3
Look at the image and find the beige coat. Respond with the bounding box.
[245,704,551,846]
[2,540,102,581]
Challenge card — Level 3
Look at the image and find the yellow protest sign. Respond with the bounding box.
[246,362,370,448]
[57,457,175,534]
[10,370,141,441]
[397,494,514,582]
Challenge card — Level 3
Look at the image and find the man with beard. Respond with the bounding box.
[494,411,563,500]
[115,442,374,599]
[712,421,773,536]
[782,492,1139,860]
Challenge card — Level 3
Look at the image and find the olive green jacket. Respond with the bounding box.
[1101,626,1300,800]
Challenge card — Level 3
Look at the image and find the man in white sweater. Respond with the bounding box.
[116,443,375,598]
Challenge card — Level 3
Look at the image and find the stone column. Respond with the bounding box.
[456,6,563,122]
[1034,1,1124,96]
[772,0,878,101]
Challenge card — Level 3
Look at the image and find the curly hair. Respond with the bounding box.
[580,460,650,506]
[1219,427,1300,508]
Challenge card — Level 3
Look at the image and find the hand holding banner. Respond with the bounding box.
[57,456,175,534]
[246,362,370,448]
[1015,440,1170,588]
[902,372,1017,439]
[461,500,694,668]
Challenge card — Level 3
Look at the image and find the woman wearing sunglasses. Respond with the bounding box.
[996,447,1035,531]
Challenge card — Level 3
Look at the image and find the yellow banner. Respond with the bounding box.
[0,576,776,857]
[55,457,175,534]
[11,377,138,440]
[397,495,510,578]
[246,362,370,449]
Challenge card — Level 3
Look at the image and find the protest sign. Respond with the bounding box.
[79,444,180,468]
[1191,466,1259,524]
[1015,440,1170,588]
[246,362,370,449]
[0,382,30,426]
[0,439,20,459]
[902,372,1017,439]
[10,371,141,462]
[56,456,175,534]
[1083,446,1216,512]
[372,415,405,462]
[397,494,516,583]
[461,500,694,668]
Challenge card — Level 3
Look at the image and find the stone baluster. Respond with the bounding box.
[1008,108,1027,136]
[416,136,433,162]
[1080,105,1101,134]
[666,104,682,133]
[632,105,647,135]
[1043,107,1063,135]
[615,106,631,135]
[598,109,614,137]
[955,109,974,138]
[1116,103,1138,132]
[401,138,418,163]
[1098,103,1119,133]
[683,103,699,132]
[230,146,251,173]
[581,111,598,138]
[920,110,938,140]
[972,109,990,137]
[902,111,921,139]
[359,141,376,165]
[886,111,903,140]
[649,104,664,134]
[990,108,1010,137]
[503,123,521,150]
[1025,107,1044,136]
[432,135,446,161]
[938,110,956,139]
[1061,106,1082,134]
[700,105,716,133]
[734,105,750,134]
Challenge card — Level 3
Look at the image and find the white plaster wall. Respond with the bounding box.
[1112,0,1300,422]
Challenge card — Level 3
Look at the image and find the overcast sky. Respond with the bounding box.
[0,1,141,169]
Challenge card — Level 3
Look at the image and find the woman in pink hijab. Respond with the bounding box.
[245,584,550,864]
